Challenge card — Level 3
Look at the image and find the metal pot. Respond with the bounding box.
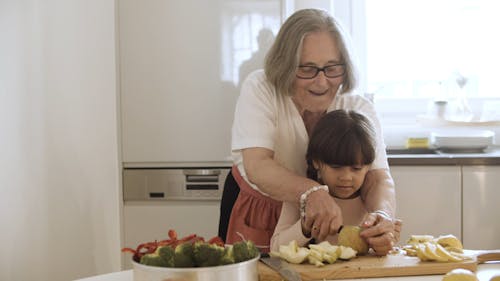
[132,255,259,281]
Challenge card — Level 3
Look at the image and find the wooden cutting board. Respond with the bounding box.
[258,250,500,281]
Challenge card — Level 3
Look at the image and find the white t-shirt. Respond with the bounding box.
[231,69,389,192]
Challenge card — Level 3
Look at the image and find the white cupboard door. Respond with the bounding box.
[119,0,282,163]
[390,166,462,243]
[462,166,500,250]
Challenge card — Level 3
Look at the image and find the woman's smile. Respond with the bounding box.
[309,89,329,96]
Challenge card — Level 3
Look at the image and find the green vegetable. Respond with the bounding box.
[156,245,175,267]
[193,241,226,267]
[140,253,169,267]
[174,242,196,267]
[232,240,259,263]
[138,240,259,268]
[220,245,235,265]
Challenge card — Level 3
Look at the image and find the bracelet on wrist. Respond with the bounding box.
[374,210,392,220]
[299,185,328,219]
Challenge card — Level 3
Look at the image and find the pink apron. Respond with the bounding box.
[225,166,282,253]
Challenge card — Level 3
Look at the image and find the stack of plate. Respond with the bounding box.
[431,130,495,152]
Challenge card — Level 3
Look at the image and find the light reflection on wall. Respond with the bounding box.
[220,0,281,87]
[476,171,487,205]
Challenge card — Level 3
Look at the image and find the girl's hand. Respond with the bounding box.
[360,212,403,255]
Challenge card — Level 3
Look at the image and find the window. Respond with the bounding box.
[330,0,500,128]
[351,0,500,100]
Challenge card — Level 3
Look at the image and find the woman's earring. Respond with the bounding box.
[316,170,322,181]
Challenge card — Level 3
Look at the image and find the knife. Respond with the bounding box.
[338,225,344,234]
[260,253,302,281]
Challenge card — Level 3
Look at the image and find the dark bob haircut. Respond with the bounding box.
[306,109,376,179]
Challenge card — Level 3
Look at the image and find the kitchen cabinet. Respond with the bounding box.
[118,0,282,163]
[390,166,462,243]
[462,165,500,249]
[391,164,500,250]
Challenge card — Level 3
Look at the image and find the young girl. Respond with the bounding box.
[270,109,378,251]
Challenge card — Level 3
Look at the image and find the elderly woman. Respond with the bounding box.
[219,8,401,255]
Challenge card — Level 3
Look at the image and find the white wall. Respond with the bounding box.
[0,1,122,280]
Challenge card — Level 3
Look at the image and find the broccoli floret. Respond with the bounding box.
[140,253,169,267]
[220,245,235,265]
[174,242,196,267]
[232,240,259,263]
[193,241,226,267]
[155,245,175,267]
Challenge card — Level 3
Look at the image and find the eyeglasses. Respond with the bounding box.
[296,64,346,79]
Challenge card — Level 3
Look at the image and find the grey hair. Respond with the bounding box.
[264,8,357,97]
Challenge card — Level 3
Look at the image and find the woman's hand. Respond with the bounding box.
[302,190,343,241]
[360,212,403,256]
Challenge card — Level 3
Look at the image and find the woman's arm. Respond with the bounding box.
[242,147,315,202]
[360,169,396,217]
[242,147,343,241]
[359,168,401,255]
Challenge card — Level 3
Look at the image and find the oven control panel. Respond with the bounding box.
[123,168,230,201]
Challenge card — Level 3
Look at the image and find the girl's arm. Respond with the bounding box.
[270,202,311,252]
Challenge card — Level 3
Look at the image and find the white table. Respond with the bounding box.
[76,264,500,281]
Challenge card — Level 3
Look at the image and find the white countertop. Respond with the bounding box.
[76,264,500,281]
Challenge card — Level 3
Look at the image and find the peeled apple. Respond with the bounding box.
[442,268,478,281]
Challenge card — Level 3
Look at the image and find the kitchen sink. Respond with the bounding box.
[386,148,439,155]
